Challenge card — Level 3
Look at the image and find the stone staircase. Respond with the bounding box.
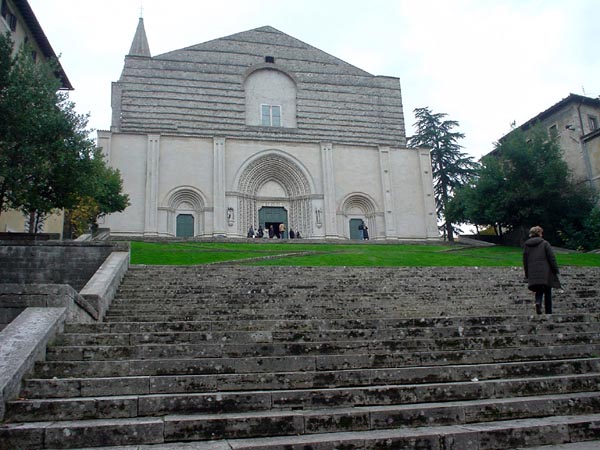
[2,265,600,449]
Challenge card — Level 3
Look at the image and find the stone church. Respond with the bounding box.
[99,20,438,240]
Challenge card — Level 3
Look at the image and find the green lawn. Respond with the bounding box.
[130,241,600,267]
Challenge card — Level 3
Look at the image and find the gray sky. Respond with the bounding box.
[28,0,599,159]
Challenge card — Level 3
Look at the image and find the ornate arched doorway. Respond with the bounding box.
[234,151,313,237]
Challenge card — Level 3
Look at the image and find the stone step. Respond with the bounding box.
[54,322,600,346]
[32,344,600,378]
[22,357,600,399]
[3,410,600,449]
[63,314,600,334]
[101,310,594,322]
[44,332,600,361]
[10,372,600,422]
[42,439,600,450]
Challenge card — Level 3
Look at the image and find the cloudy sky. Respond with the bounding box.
[28,0,599,159]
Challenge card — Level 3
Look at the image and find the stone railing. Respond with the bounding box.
[0,244,129,421]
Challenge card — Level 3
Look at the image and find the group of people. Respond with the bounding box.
[247,224,301,239]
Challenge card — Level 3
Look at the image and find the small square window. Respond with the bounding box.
[260,104,282,127]
[589,115,598,131]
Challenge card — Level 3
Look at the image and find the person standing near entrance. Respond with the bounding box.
[359,220,369,240]
[523,226,561,314]
[279,223,286,239]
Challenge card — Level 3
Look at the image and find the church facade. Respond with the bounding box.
[99,21,438,240]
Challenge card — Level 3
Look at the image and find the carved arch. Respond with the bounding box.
[233,150,314,236]
[162,186,206,237]
[339,192,378,216]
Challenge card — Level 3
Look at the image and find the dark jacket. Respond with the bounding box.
[523,237,561,290]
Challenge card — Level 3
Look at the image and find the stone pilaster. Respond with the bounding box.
[320,142,337,237]
[379,146,396,238]
[419,148,439,237]
[144,135,160,236]
[96,130,112,162]
[213,137,226,235]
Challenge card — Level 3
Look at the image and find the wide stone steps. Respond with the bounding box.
[8,373,600,423]
[61,314,600,333]
[4,412,600,449]
[19,357,599,399]
[30,343,600,381]
[49,325,600,349]
[42,333,600,362]
[2,264,600,449]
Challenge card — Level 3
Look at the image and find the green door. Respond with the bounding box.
[176,214,194,237]
[349,218,363,240]
[258,207,288,237]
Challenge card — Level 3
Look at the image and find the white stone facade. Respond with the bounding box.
[99,24,438,240]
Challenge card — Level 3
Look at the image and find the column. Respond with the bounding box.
[419,148,439,237]
[378,146,397,238]
[213,137,226,235]
[144,134,160,236]
[320,142,337,237]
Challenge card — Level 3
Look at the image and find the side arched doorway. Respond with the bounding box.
[176,214,194,237]
[340,193,378,240]
[162,187,206,237]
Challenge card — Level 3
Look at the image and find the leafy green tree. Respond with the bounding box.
[66,149,129,237]
[408,107,479,241]
[449,125,597,247]
[0,33,127,234]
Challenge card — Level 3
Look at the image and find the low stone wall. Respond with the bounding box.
[0,284,97,330]
[0,241,129,291]
[0,242,130,421]
[0,307,68,420]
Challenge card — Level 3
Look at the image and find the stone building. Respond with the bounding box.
[99,21,438,240]
[0,0,73,234]
[516,93,600,195]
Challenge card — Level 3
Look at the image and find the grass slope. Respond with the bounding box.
[130,241,600,267]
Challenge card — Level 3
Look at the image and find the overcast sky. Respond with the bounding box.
[27,0,599,159]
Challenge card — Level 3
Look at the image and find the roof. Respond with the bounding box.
[12,0,73,90]
[115,25,406,146]
[519,93,600,131]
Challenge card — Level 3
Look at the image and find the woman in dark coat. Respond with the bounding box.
[523,226,561,314]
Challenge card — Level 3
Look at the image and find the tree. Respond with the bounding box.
[0,33,127,234]
[408,107,479,241]
[448,124,597,247]
[66,149,129,237]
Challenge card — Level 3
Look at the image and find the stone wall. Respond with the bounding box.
[0,241,129,292]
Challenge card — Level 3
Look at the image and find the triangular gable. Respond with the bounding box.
[154,26,373,77]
